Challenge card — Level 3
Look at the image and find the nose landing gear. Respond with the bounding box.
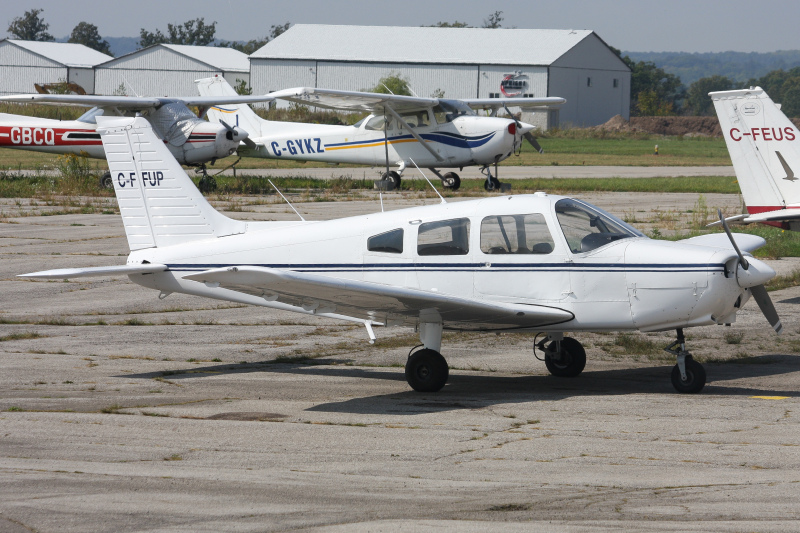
[665,328,706,393]
[481,164,510,192]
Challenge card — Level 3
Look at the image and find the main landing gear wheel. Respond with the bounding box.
[442,172,461,191]
[381,171,401,189]
[405,348,449,392]
[198,174,217,193]
[544,337,586,377]
[484,176,501,191]
[670,355,706,394]
[99,171,113,190]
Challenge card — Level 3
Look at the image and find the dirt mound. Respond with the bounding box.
[595,115,800,137]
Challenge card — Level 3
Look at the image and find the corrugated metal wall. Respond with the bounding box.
[549,67,631,126]
[477,65,548,98]
[250,59,317,94]
[0,42,66,95]
[95,68,225,96]
[68,67,95,94]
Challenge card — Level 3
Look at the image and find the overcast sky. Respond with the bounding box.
[4,0,800,53]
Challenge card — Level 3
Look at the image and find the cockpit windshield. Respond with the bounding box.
[555,198,644,254]
[432,99,475,124]
[76,107,106,124]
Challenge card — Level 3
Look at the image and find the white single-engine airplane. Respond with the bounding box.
[710,86,800,230]
[20,116,783,394]
[0,92,274,189]
[197,76,565,192]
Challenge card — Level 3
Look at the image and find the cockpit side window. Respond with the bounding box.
[368,229,403,254]
[480,214,555,254]
[365,115,391,131]
[432,100,475,125]
[417,218,470,256]
[555,198,642,254]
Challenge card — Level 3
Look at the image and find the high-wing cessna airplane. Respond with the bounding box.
[196,76,565,191]
[710,87,800,230]
[20,116,782,394]
[0,92,273,188]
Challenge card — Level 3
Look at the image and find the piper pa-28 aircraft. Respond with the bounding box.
[20,116,783,394]
[710,86,800,230]
[0,91,273,188]
[197,76,565,192]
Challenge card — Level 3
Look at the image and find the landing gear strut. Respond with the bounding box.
[481,164,509,192]
[536,334,587,377]
[429,168,461,191]
[665,328,706,393]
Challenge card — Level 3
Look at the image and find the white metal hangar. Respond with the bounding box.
[94,44,249,97]
[249,25,631,128]
[0,39,112,95]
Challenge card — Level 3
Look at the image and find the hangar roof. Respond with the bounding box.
[251,25,602,66]
[3,39,112,67]
[98,44,250,72]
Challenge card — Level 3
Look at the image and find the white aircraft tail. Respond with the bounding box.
[711,87,800,213]
[96,116,245,251]
[196,76,269,138]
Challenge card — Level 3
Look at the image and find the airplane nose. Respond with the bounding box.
[518,121,536,135]
[730,256,776,288]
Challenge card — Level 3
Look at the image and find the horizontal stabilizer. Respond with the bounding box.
[19,264,167,279]
[678,233,766,253]
[184,266,574,330]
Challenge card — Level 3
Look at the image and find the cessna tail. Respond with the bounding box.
[711,87,800,229]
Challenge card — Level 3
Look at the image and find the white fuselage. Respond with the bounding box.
[126,194,753,333]
[241,115,520,169]
[0,113,241,165]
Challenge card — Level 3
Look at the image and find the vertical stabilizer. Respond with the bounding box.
[97,116,245,251]
[711,87,800,213]
[196,76,267,139]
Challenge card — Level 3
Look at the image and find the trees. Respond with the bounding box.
[371,73,413,96]
[218,22,290,55]
[482,11,503,29]
[685,75,734,115]
[746,67,800,117]
[68,22,111,56]
[139,18,217,48]
[7,8,54,41]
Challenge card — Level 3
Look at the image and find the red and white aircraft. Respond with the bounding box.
[710,87,800,230]
[0,92,273,188]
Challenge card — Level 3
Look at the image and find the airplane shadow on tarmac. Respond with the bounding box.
[119,354,800,415]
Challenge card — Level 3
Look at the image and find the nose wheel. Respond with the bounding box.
[481,165,509,192]
[665,328,706,393]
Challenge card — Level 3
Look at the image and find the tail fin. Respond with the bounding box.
[97,116,245,251]
[196,76,266,138]
[711,87,800,212]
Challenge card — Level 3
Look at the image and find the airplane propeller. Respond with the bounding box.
[219,119,257,149]
[503,104,544,154]
[717,209,783,333]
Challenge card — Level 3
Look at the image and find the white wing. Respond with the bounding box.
[463,97,566,110]
[0,94,274,109]
[184,266,574,331]
[270,87,438,114]
[19,264,167,279]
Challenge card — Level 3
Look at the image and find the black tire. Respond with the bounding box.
[198,175,217,194]
[442,172,461,191]
[484,177,501,191]
[99,171,113,190]
[405,349,449,392]
[671,356,706,394]
[544,337,586,377]
[381,171,401,189]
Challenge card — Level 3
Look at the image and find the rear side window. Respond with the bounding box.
[480,214,555,254]
[417,218,470,256]
[368,229,403,253]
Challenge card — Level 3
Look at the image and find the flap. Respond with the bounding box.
[184,266,574,330]
[19,264,167,279]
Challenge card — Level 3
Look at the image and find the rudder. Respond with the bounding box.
[711,87,800,213]
[97,115,245,251]
[196,76,266,139]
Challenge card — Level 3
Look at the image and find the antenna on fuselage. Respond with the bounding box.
[267,179,306,221]
[409,158,446,204]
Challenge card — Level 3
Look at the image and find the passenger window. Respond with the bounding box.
[417,218,470,256]
[480,214,555,255]
[368,229,403,254]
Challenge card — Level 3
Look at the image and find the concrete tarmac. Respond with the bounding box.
[1,192,800,532]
